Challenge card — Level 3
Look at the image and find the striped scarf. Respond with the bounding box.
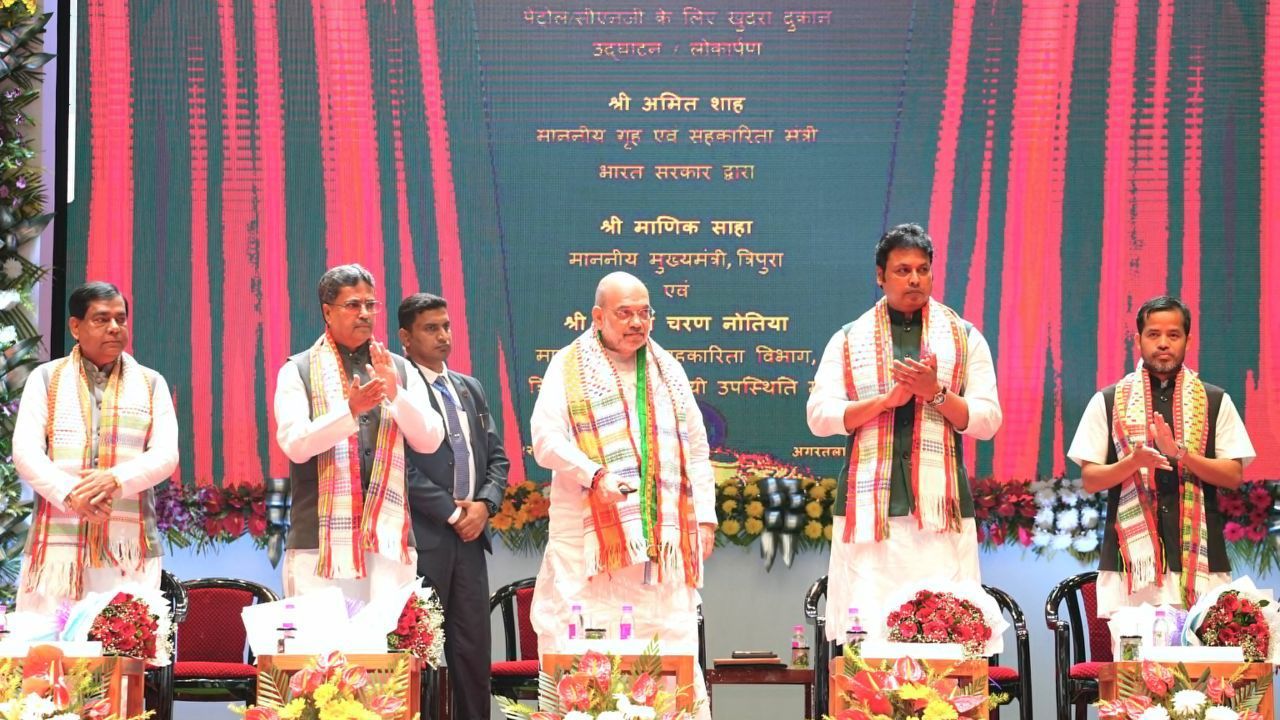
[308,332,411,580]
[562,330,701,588]
[1110,364,1211,605]
[24,347,154,602]
[839,298,969,543]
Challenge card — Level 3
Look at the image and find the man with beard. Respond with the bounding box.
[1068,295,1255,616]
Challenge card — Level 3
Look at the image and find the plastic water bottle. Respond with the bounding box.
[619,604,634,640]
[844,607,867,649]
[1152,609,1172,647]
[569,603,584,641]
[791,624,810,668]
[276,602,296,654]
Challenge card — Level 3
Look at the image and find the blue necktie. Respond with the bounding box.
[432,376,472,499]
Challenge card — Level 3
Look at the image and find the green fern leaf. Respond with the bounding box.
[254,664,288,708]
[537,669,561,714]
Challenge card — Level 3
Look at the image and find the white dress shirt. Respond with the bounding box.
[417,362,476,524]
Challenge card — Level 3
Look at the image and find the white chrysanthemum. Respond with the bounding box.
[1032,531,1052,547]
[1056,510,1080,531]
[19,694,57,717]
[0,325,16,348]
[47,714,80,720]
[1080,507,1100,528]
[614,696,657,720]
[1029,478,1051,493]
[0,289,19,311]
[1139,706,1171,720]
[1172,690,1207,714]
[1034,507,1055,527]
[1204,707,1239,720]
[1073,535,1099,553]
[1069,477,1085,489]
[564,713,594,720]
[597,712,626,720]
[1051,534,1073,550]
[1058,489,1080,507]
[1035,488,1057,505]
[1,258,20,280]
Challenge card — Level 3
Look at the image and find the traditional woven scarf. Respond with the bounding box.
[1110,364,1211,605]
[562,330,701,587]
[24,346,153,602]
[308,332,411,580]
[839,298,969,543]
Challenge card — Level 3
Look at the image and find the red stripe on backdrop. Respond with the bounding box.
[925,0,975,299]
[497,340,526,487]
[217,0,263,487]
[312,0,389,339]
[413,0,471,373]
[386,22,420,298]
[1245,0,1280,478]
[993,0,1077,479]
[187,46,214,486]
[85,0,134,320]
[1096,0,1141,385]
[1131,0,1173,323]
[254,0,291,479]
[1181,52,1204,371]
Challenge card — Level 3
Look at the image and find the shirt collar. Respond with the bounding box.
[417,361,449,385]
[1147,368,1179,393]
[887,306,920,327]
[337,340,371,363]
[81,356,115,387]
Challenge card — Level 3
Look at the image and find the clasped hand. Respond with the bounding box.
[67,468,118,522]
[884,355,940,408]
[347,340,400,416]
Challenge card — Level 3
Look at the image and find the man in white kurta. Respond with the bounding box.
[807,225,1001,643]
[531,272,716,717]
[14,282,179,615]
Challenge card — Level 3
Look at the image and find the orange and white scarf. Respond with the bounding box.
[840,298,969,543]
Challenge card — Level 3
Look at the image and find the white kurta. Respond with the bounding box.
[1067,387,1256,617]
[530,345,716,717]
[13,358,179,614]
[807,319,1002,642]
[273,353,444,604]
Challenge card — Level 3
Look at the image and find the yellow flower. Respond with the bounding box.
[313,682,338,706]
[823,524,833,541]
[742,483,761,497]
[821,477,837,489]
[720,519,741,536]
[722,484,740,497]
[897,683,933,700]
[805,501,823,519]
[801,477,817,489]
[809,485,827,501]
[279,698,307,719]
[522,480,536,491]
[804,520,823,539]
[720,499,738,514]
[744,517,764,535]
[922,698,959,720]
[745,501,765,518]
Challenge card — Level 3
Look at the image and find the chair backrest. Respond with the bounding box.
[491,577,538,662]
[1078,579,1112,662]
[176,578,280,665]
[1045,570,1111,664]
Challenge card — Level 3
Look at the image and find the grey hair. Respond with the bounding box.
[317,264,376,305]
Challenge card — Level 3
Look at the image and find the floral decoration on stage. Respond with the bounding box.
[886,589,994,659]
[827,646,996,720]
[387,587,446,668]
[491,480,551,554]
[711,450,836,568]
[152,482,268,551]
[1194,591,1271,662]
[1096,660,1269,720]
[0,644,150,720]
[237,651,417,720]
[86,591,171,667]
[1028,477,1105,561]
[497,639,700,720]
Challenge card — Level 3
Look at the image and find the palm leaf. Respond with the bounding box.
[631,636,663,679]
[1117,666,1145,698]
[1234,673,1272,711]
[254,665,289,708]
[537,669,561,714]
[496,694,535,719]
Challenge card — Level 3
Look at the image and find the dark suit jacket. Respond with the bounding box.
[403,368,508,553]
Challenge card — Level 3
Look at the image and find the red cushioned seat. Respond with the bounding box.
[1069,661,1107,680]
[987,664,1019,683]
[491,660,540,676]
[174,661,258,679]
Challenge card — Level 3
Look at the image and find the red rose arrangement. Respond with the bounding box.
[886,589,993,657]
[386,589,446,668]
[1196,590,1272,662]
[87,592,162,663]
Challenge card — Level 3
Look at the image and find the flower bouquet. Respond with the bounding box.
[825,645,993,720]
[1095,660,1269,720]
[386,587,445,668]
[1180,578,1280,663]
[235,650,417,720]
[1029,477,1105,561]
[492,480,551,554]
[496,639,701,720]
[969,477,1036,548]
[59,584,173,667]
[0,644,152,720]
[885,589,994,658]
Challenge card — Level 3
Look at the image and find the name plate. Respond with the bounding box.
[1141,645,1246,663]
[860,641,967,660]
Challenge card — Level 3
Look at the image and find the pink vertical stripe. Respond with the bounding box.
[217,0,263,487]
[496,340,526,487]
[413,0,472,373]
[187,46,214,486]
[311,0,389,340]
[84,0,134,319]
[992,0,1077,479]
[1181,52,1204,371]
[254,0,291,479]
[1131,0,1173,319]
[1245,0,1280,479]
[1096,0,1141,385]
[386,19,421,298]
[925,0,975,299]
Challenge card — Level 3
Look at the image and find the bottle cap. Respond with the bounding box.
[572,603,583,611]
[793,624,804,632]
[622,604,633,612]
[1155,609,1167,616]
[848,607,859,614]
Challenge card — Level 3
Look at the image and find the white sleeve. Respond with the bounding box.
[958,327,1002,440]
[113,374,180,497]
[1212,393,1255,467]
[273,362,359,464]
[386,362,445,454]
[12,366,79,511]
[806,331,852,437]
[531,351,601,488]
[1067,391,1111,466]
[676,366,717,525]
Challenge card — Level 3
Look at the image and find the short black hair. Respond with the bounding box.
[317,264,375,305]
[875,223,934,269]
[398,292,448,330]
[1136,295,1192,334]
[68,281,127,319]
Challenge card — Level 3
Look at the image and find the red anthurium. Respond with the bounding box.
[529,713,563,720]
[630,671,658,705]
[1140,661,1173,697]
[579,649,613,690]
[557,673,592,711]
[892,656,925,684]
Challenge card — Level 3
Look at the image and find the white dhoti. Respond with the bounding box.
[16,556,162,615]
[282,548,418,605]
[824,516,980,642]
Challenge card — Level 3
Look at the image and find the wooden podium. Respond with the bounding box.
[829,656,989,719]
[257,653,423,720]
[1099,662,1275,720]
[1,654,144,718]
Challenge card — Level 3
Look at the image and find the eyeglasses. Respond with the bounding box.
[329,300,383,314]
[612,306,655,322]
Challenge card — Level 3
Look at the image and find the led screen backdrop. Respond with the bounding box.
[63,0,1280,488]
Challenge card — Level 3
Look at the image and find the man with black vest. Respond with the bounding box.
[398,292,508,720]
[1069,295,1255,617]
[274,264,444,603]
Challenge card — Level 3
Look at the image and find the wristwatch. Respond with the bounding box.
[927,387,947,407]
[1172,441,1187,463]
[480,498,499,516]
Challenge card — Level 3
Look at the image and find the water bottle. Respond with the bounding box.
[0,604,8,641]
[1152,609,1172,647]
[790,624,810,668]
[276,602,296,654]
[569,603,584,641]
[844,607,867,650]
[619,604,635,641]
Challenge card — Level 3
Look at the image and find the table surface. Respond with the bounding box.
[705,665,814,684]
